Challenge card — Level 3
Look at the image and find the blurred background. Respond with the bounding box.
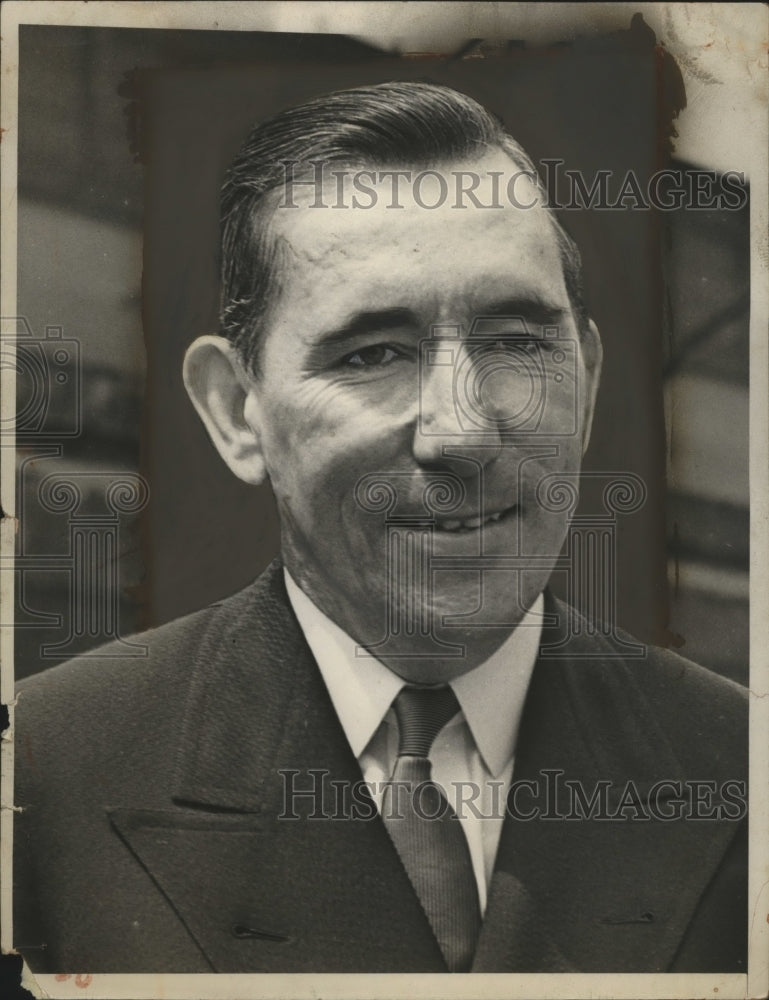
[12,14,749,684]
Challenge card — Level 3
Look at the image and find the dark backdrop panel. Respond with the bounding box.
[138,25,672,642]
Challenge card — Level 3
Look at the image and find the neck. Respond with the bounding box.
[283,564,543,684]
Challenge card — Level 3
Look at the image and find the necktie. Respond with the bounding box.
[382,685,481,972]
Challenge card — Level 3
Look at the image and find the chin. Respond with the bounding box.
[431,577,518,614]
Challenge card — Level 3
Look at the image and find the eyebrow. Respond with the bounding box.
[312,296,567,348]
[314,307,420,346]
[475,297,568,326]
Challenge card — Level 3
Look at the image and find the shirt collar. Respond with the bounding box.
[284,570,543,777]
[284,571,403,758]
[450,593,543,776]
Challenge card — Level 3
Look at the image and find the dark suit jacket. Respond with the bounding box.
[14,561,747,973]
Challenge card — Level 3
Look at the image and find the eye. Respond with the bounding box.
[344,344,402,368]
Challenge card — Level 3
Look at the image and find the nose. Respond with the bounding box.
[412,340,503,476]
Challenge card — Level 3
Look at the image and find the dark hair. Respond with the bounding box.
[220,81,589,372]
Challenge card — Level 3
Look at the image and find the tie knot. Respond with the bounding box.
[392,685,461,758]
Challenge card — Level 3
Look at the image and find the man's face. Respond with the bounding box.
[244,151,600,680]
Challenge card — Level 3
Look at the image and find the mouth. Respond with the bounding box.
[434,504,518,533]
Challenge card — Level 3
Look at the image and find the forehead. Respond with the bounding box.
[267,151,569,324]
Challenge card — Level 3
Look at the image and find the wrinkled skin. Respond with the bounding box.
[191,152,601,682]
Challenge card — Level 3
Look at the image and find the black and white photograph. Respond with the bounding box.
[1,3,767,999]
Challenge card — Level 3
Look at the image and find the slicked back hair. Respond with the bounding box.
[220,81,589,373]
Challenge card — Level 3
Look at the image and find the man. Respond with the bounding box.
[14,82,747,974]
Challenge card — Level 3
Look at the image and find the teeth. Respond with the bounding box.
[436,509,511,532]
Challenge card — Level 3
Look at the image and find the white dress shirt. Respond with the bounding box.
[284,571,543,914]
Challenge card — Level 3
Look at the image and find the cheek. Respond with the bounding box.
[258,399,399,512]
[260,379,414,471]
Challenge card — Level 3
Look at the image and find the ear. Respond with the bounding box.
[183,335,267,485]
[579,319,603,456]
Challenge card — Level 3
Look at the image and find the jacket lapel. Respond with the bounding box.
[108,573,743,972]
[474,593,744,972]
[108,563,445,972]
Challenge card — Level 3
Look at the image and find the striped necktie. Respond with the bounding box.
[382,684,481,971]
